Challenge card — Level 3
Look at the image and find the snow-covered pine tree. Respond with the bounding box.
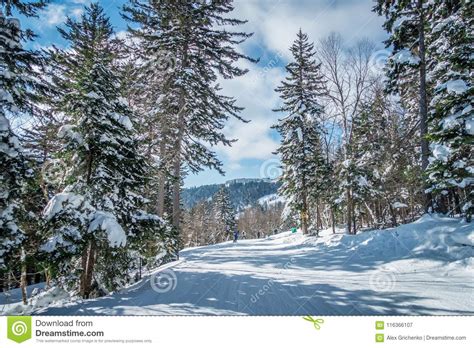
[213,186,236,242]
[123,0,257,231]
[306,117,332,236]
[373,0,433,211]
[21,53,65,200]
[425,0,473,219]
[273,29,328,235]
[115,31,175,220]
[0,114,27,272]
[0,0,47,303]
[42,3,170,298]
[348,85,388,228]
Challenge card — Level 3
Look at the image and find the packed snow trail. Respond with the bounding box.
[2,215,473,315]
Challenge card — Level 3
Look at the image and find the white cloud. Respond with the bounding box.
[212,0,386,167]
[43,4,67,26]
[216,58,284,164]
[40,1,92,27]
[234,0,385,58]
[70,7,84,18]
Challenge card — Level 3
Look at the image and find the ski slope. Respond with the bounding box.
[2,215,473,315]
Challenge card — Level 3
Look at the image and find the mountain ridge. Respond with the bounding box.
[182,178,280,209]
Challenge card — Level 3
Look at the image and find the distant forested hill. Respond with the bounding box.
[182,178,280,210]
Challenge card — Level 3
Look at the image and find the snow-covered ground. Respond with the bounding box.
[1,215,473,315]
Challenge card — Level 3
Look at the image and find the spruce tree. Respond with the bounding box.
[374,0,433,212]
[123,0,257,231]
[213,186,236,241]
[347,87,388,228]
[0,0,47,302]
[273,29,328,235]
[0,114,26,271]
[425,0,473,218]
[42,3,169,298]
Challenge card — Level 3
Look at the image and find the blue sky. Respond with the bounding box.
[23,0,386,188]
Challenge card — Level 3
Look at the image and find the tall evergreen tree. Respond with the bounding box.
[425,0,473,219]
[347,86,389,229]
[374,0,433,211]
[123,0,257,232]
[213,186,236,240]
[0,114,27,271]
[42,3,170,298]
[0,0,47,303]
[273,29,328,235]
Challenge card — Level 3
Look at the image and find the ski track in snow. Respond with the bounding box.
[2,215,474,316]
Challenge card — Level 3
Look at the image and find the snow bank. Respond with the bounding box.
[2,285,70,316]
[451,230,474,247]
[304,214,473,264]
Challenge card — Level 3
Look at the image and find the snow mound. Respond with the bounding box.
[303,214,473,264]
[2,286,70,316]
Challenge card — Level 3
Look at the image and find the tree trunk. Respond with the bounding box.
[453,189,462,215]
[20,248,27,305]
[44,267,51,289]
[301,210,308,235]
[388,204,397,227]
[352,205,357,234]
[300,178,309,234]
[80,241,96,299]
[171,37,190,232]
[316,200,321,235]
[156,132,167,217]
[438,194,448,214]
[156,173,166,217]
[172,122,183,230]
[331,208,336,234]
[346,188,353,234]
[417,0,432,213]
[364,202,377,228]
